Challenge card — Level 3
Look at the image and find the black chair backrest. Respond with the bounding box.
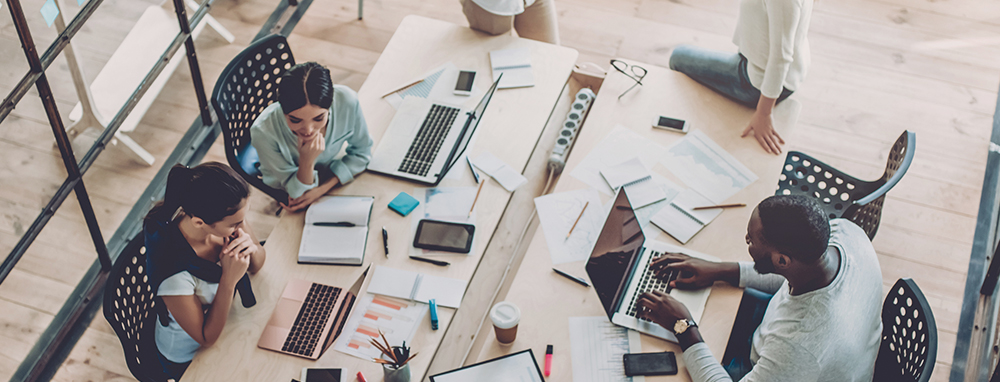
[103,234,168,382]
[211,34,295,203]
[873,278,937,382]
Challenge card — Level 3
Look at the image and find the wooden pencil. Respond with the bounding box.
[692,203,746,210]
[566,201,590,239]
[381,78,424,98]
[469,177,486,216]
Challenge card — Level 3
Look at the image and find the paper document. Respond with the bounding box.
[490,48,534,89]
[535,189,605,264]
[569,317,644,382]
[472,152,527,191]
[299,196,374,265]
[366,265,468,308]
[650,189,722,244]
[633,174,682,240]
[409,187,479,257]
[601,157,667,209]
[429,349,544,381]
[571,125,668,195]
[384,62,483,109]
[661,130,758,203]
[332,294,428,361]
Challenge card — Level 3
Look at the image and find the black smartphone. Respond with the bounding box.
[413,219,475,253]
[454,70,476,96]
[623,351,678,376]
[300,367,342,382]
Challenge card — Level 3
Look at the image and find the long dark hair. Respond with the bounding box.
[145,162,250,225]
[277,62,333,112]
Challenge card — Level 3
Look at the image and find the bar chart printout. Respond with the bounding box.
[569,317,645,382]
[333,294,429,361]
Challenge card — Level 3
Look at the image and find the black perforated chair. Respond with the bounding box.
[211,34,295,203]
[103,234,174,382]
[775,130,915,239]
[873,278,937,382]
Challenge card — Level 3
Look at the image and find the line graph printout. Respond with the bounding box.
[661,130,758,204]
[569,317,644,382]
[332,294,428,361]
[535,189,605,264]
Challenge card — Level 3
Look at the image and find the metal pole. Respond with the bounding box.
[172,0,213,125]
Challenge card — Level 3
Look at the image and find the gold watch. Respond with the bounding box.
[673,318,697,335]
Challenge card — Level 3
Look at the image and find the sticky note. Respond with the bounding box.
[77,0,86,5]
[40,0,59,27]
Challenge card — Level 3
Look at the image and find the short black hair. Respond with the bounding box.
[757,195,830,263]
[277,62,333,112]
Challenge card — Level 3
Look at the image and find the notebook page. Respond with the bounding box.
[490,48,534,88]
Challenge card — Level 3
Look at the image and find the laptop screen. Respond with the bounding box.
[585,190,645,318]
[440,75,502,176]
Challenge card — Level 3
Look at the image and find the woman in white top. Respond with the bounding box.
[669,0,813,155]
[461,0,560,44]
[144,162,266,379]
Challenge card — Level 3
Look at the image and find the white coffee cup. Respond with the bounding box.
[490,301,521,344]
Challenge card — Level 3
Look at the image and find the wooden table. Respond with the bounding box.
[180,15,577,381]
[470,59,801,381]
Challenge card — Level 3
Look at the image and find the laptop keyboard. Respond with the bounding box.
[625,251,681,322]
[398,104,461,176]
[282,283,342,357]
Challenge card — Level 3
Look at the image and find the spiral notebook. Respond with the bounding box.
[298,196,374,265]
[490,47,534,89]
[600,157,667,209]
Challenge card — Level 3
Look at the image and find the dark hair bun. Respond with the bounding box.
[277,62,333,112]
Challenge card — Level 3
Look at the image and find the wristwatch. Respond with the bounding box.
[673,318,698,335]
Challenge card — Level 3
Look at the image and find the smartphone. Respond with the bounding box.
[454,70,476,96]
[413,219,475,253]
[300,367,342,382]
[623,352,677,376]
[652,115,690,133]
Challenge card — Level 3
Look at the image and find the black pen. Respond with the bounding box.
[552,268,590,287]
[409,256,450,266]
[313,222,355,227]
[382,227,389,257]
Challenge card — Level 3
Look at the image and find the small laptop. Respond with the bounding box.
[367,76,502,186]
[257,270,367,359]
[585,189,715,342]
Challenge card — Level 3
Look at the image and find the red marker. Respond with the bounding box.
[544,344,553,376]
[357,371,368,382]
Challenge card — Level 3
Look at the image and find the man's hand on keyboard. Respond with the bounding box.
[637,290,693,330]
[652,252,737,290]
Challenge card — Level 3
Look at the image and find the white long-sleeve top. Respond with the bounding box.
[732,0,813,98]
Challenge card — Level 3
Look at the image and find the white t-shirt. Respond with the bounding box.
[732,0,813,98]
[154,271,218,363]
[470,0,536,16]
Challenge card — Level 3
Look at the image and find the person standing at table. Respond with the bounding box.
[668,0,813,155]
[461,0,560,44]
[251,62,374,212]
[145,162,266,380]
[637,195,883,381]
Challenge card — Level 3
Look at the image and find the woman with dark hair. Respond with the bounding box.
[250,62,374,211]
[144,162,266,379]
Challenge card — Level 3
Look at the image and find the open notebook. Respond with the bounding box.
[650,188,722,244]
[298,196,374,265]
[600,157,667,209]
[490,47,534,89]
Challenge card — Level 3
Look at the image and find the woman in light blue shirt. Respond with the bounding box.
[251,62,374,211]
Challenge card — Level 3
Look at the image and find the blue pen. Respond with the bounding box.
[429,299,439,330]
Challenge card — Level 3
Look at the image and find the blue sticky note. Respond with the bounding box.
[388,192,420,216]
[77,0,86,6]
[40,0,59,27]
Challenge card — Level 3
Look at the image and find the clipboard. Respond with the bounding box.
[429,349,545,382]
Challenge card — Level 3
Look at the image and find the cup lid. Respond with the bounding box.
[490,301,521,329]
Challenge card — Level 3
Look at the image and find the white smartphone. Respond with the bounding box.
[454,70,476,96]
[652,115,690,133]
[301,367,343,382]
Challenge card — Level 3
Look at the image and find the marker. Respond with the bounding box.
[544,345,553,376]
[429,299,439,330]
[382,227,389,257]
[356,371,368,382]
[313,222,355,227]
[467,156,480,183]
[552,268,590,287]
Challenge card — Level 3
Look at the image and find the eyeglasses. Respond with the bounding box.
[610,59,648,100]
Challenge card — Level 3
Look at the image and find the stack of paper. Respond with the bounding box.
[600,157,667,209]
[366,265,468,308]
[299,196,374,265]
[650,189,722,244]
[472,152,527,191]
[490,48,534,89]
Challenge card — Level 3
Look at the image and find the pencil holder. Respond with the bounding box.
[382,363,411,382]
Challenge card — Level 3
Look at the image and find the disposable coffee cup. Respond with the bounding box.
[490,301,520,344]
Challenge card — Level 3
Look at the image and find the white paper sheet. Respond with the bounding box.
[634,174,682,240]
[661,130,758,204]
[490,47,534,89]
[430,350,544,381]
[571,125,668,195]
[569,317,644,382]
[409,187,478,257]
[366,265,467,308]
[332,294,428,361]
[535,189,606,264]
[472,152,527,192]
[649,188,721,244]
[385,63,483,110]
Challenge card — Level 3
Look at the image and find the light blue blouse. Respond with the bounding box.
[250,85,374,198]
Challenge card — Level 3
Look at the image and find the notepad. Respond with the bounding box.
[366,265,468,308]
[600,157,667,209]
[490,47,534,89]
[650,188,722,244]
[298,196,374,265]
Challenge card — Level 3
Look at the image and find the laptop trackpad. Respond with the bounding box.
[268,298,301,329]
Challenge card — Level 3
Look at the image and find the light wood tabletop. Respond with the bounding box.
[180,15,577,382]
[470,59,801,381]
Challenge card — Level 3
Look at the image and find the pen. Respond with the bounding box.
[429,299,439,330]
[467,156,480,183]
[552,268,590,287]
[692,203,746,210]
[545,345,553,376]
[313,222,356,227]
[356,371,368,382]
[409,256,450,266]
[382,227,389,257]
[566,201,589,239]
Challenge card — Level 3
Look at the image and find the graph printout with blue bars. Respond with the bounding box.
[400,68,444,99]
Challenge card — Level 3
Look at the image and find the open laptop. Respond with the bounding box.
[585,189,717,342]
[367,75,502,185]
[257,269,367,359]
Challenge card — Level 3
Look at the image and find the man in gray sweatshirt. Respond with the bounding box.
[638,195,882,382]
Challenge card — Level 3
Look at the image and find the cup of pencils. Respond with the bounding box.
[371,330,416,382]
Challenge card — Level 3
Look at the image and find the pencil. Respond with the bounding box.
[692,203,746,211]
[469,178,486,217]
[566,201,590,239]
[381,78,425,98]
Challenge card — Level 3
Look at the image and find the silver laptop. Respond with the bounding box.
[585,189,714,342]
[368,76,502,185]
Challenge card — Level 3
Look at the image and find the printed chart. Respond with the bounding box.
[333,294,428,361]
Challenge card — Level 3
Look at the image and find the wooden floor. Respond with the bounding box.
[0,0,996,380]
